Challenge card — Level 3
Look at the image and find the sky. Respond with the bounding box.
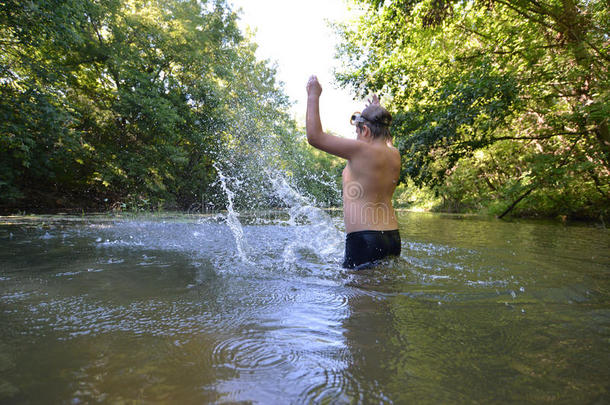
[228,0,364,138]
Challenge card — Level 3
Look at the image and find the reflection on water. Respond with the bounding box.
[0,212,609,403]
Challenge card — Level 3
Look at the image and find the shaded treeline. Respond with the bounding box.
[336,0,609,219]
[2,0,607,219]
[0,0,342,212]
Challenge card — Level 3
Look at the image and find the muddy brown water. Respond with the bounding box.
[0,212,608,403]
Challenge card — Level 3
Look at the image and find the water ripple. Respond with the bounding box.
[212,334,300,372]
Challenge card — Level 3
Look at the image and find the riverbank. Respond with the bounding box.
[0,208,606,230]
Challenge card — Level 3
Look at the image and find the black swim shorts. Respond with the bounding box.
[342,229,401,269]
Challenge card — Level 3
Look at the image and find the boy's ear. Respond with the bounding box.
[364,125,372,137]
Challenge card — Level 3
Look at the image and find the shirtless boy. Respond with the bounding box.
[305,75,401,269]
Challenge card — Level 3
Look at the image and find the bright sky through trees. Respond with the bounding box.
[229,0,362,138]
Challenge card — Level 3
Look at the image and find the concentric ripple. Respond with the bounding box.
[212,334,300,372]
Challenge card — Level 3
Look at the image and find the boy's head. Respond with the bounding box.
[352,105,392,140]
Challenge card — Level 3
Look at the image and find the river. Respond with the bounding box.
[0,211,608,403]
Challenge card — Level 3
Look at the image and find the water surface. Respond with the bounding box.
[1,212,608,403]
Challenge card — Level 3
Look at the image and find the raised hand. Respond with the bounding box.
[366,94,380,107]
[306,75,322,98]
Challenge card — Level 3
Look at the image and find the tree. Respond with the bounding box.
[336,0,609,218]
[1,0,309,211]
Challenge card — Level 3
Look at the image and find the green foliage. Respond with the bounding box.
[390,62,520,187]
[282,133,343,207]
[0,0,317,211]
[337,0,610,219]
[393,179,441,211]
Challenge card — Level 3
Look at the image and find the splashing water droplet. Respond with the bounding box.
[213,162,252,265]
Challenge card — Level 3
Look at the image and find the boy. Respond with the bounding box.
[306,75,401,269]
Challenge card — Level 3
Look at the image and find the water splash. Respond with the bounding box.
[213,162,252,265]
[265,169,343,268]
[210,162,343,271]
[206,109,344,272]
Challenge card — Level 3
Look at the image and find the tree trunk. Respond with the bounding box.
[498,187,534,219]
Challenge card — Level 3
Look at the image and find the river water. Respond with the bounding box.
[0,211,608,403]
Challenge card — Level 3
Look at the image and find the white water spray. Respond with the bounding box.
[213,162,252,264]
[265,168,343,267]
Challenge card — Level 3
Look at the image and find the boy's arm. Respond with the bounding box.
[306,75,363,160]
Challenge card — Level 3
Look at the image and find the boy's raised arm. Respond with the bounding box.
[305,75,363,160]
